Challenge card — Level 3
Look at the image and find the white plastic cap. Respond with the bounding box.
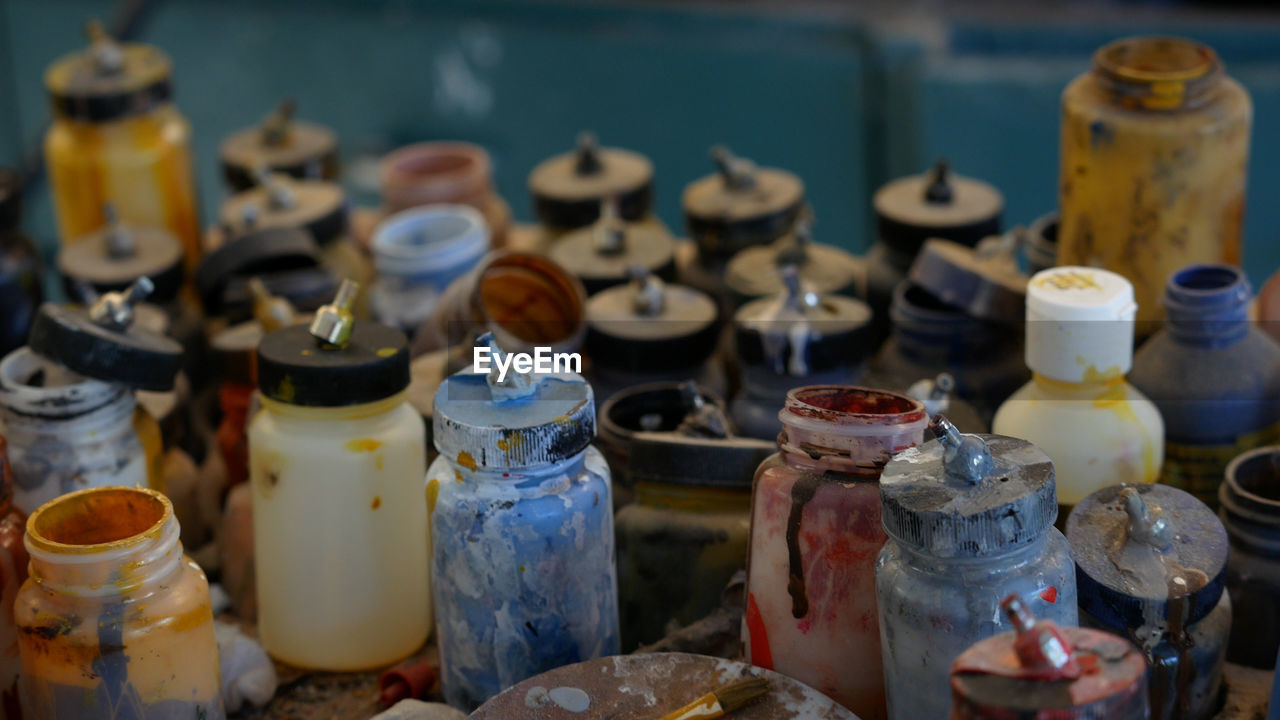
[1025,266,1137,382]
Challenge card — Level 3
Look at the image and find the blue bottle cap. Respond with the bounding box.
[433,335,595,471]
[1067,483,1227,629]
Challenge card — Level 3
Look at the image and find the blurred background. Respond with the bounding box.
[4,0,1280,288]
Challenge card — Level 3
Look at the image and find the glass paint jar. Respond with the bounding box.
[1067,484,1229,720]
[219,99,339,190]
[616,432,772,651]
[0,438,28,719]
[529,133,662,244]
[370,204,489,336]
[428,337,618,710]
[731,271,875,441]
[1220,446,1280,669]
[44,23,200,269]
[16,487,222,719]
[249,283,428,670]
[950,595,1148,720]
[869,282,1026,424]
[0,170,42,359]
[744,386,927,720]
[877,416,1077,720]
[1130,265,1280,508]
[993,267,1163,514]
[1059,36,1250,328]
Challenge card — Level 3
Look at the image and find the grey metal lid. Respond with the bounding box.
[881,415,1057,558]
[874,160,1003,257]
[433,334,595,471]
[1066,483,1227,628]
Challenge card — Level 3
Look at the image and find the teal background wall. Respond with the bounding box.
[2,1,1279,288]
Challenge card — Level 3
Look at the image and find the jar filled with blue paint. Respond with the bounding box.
[876,415,1077,720]
[1130,264,1280,508]
[428,335,619,711]
[1066,483,1231,720]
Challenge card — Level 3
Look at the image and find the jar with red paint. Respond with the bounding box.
[876,416,1077,720]
[742,385,928,720]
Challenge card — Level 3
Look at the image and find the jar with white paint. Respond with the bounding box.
[0,281,179,514]
[249,281,428,670]
[428,335,619,711]
[876,415,1077,720]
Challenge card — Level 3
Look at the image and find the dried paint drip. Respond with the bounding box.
[784,475,821,619]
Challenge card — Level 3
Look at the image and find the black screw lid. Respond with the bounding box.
[529,133,654,230]
[549,220,677,296]
[734,288,874,376]
[585,279,719,373]
[45,23,173,123]
[683,146,805,260]
[195,226,321,313]
[28,301,183,392]
[874,160,1003,258]
[628,432,775,489]
[908,237,1027,325]
[58,223,184,304]
[257,323,410,406]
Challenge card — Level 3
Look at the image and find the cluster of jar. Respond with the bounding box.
[5,19,1280,720]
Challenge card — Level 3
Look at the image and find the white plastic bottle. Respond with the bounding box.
[993,267,1163,513]
[249,281,429,670]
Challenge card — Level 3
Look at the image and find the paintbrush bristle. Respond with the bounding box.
[713,677,769,712]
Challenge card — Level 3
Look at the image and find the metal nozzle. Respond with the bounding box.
[924,158,952,204]
[1120,487,1172,549]
[249,277,297,333]
[710,145,757,192]
[102,204,135,259]
[629,266,664,316]
[1002,594,1074,672]
[930,373,955,402]
[85,20,124,75]
[309,279,359,347]
[574,131,603,176]
[676,380,731,439]
[89,277,153,331]
[780,265,819,312]
[776,210,813,268]
[930,414,995,485]
[477,331,538,402]
[253,166,296,210]
[593,197,626,256]
[260,98,297,147]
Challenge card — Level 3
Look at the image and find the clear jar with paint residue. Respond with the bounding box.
[876,416,1077,720]
[993,267,1163,516]
[16,487,223,719]
[249,282,428,670]
[428,335,618,711]
[1059,36,1250,329]
[0,438,28,718]
[1067,484,1230,720]
[743,386,927,720]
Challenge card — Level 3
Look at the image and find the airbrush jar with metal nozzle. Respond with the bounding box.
[529,133,663,244]
[550,199,677,295]
[249,280,428,670]
[744,385,926,720]
[0,279,179,514]
[876,416,1077,720]
[724,215,866,309]
[428,334,618,711]
[44,22,200,269]
[219,99,339,190]
[730,267,875,440]
[1067,484,1230,720]
[950,595,1148,720]
[584,270,722,407]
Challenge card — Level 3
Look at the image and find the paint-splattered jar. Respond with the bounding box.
[219,100,339,191]
[616,432,773,651]
[43,23,200,270]
[731,271,875,441]
[869,282,1026,424]
[0,288,180,515]
[950,595,1148,720]
[744,386,927,720]
[1220,446,1280,668]
[584,274,721,410]
[0,438,28,719]
[428,342,619,710]
[370,204,490,336]
[250,283,428,669]
[16,486,223,719]
[1059,36,1250,328]
[0,170,42,359]
[877,416,1077,720]
[1067,484,1229,720]
[1130,265,1280,508]
[993,267,1163,515]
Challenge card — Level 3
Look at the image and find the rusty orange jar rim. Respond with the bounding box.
[26,486,169,556]
[1094,36,1221,110]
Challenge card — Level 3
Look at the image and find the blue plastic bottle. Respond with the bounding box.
[1130,264,1280,508]
[427,336,619,711]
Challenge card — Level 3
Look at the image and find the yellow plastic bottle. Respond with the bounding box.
[15,487,223,719]
[993,267,1164,515]
[1058,36,1250,327]
[44,22,201,270]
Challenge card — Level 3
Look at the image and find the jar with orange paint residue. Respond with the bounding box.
[15,486,222,719]
[44,22,200,271]
[1059,36,1250,328]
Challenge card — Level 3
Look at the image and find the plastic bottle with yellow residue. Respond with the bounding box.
[993,267,1164,515]
[1058,36,1250,327]
[44,22,201,270]
[16,486,223,719]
